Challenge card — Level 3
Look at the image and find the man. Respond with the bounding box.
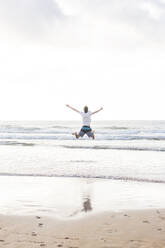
[66,104,103,139]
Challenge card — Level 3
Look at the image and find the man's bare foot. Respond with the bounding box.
[72,132,79,139]
[91,131,95,140]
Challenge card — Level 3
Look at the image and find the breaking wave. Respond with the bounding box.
[61,145,165,152]
[0,172,165,184]
[1,133,165,141]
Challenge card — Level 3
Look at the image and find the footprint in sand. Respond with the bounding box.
[130,239,143,242]
[32,232,37,236]
[36,216,41,219]
[142,220,150,224]
[68,247,79,248]
[124,214,130,217]
[38,223,43,227]
[129,240,145,248]
[40,243,46,247]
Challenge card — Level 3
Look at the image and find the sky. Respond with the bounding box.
[0,0,165,120]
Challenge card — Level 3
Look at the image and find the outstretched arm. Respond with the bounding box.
[91,107,103,115]
[66,104,80,113]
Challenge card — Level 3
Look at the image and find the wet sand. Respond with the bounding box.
[1,176,165,217]
[0,209,165,248]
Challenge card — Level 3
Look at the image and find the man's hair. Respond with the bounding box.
[84,106,88,113]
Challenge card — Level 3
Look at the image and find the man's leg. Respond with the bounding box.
[72,132,80,139]
[87,130,95,139]
[72,129,85,139]
[91,131,95,140]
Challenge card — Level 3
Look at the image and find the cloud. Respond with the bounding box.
[56,0,165,46]
[0,0,64,39]
[0,0,165,120]
[1,0,165,48]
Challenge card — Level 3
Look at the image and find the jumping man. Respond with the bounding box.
[66,105,103,139]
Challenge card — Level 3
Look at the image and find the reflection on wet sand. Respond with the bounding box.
[69,180,93,217]
[82,197,92,212]
[81,180,93,213]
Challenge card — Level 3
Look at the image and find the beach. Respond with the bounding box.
[0,176,165,247]
[0,209,165,248]
[1,121,165,247]
[2,0,165,242]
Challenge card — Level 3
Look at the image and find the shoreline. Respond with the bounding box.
[0,209,165,247]
[1,176,165,217]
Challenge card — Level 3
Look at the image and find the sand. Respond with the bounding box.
[0,209,165,248]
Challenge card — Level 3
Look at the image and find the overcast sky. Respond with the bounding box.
[0,0,165,120]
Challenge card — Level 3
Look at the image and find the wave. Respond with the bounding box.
[0,128,70,134]
[1,140,165,152]
[0,135,70,140]
[51,125,70,129]
[103,135,165,141]
[0,172,164,184]
[1,134,165,141]
[102,126,129,130]
[0,141,35,146]
[69,160,95,163]
[0,125,41,133]
[61,145,165,152]
[1,122,165,143]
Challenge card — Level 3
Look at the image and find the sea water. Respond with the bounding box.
[0,120,165,217]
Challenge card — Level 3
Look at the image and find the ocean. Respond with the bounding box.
[0,120,165,216]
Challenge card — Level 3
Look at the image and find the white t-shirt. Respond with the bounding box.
[80,111,92,126]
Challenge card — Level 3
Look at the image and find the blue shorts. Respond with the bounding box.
[78,126,93,137]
